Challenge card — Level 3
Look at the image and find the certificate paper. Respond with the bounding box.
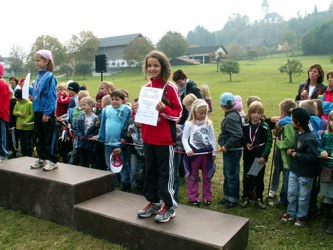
[22,73,31,100]
[135,86,163,126]
[247,157,265,176]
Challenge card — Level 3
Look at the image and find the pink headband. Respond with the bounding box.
[36,49,53,61]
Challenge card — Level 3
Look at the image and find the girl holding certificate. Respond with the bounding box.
[133,50,182,223]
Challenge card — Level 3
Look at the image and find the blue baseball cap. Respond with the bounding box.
[220,92,235,106]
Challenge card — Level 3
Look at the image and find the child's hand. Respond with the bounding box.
[113,148,121,155]
[95,121,100,127]
[21,122,26,127]
[91,135,98,141]
[287,148,296,157]
[187,150,194,157]
[19,113,25,118]
[271,116,280,123]
[220,146,227,153]
[258,157,266,164]
[156,101,165,112]
[321,151,328,159]
[246,143,253,151]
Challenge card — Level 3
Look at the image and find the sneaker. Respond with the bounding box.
[218,198,228,204]
[189,200,200,207]
[255,199,266,209]
[240,198,249,208]
[30,159,46,169]
[203,200,211,206]
[295,217,306,228]
[155,205,176,223]
[43,162,59,171]
[224,201,238,209]
[268,200,284,207]
[268,190,276,198]
[0,156,8,161]
[280,213,295,223]
[137,202,161,218]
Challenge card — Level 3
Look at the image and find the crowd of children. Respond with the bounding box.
[1,51,333,228]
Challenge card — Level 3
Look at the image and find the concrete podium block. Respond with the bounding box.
[74,191,249,250]
[0,157,114,227]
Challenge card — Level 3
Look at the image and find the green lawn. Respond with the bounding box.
[2,54,333,249]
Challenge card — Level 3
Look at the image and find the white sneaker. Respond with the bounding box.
[268,190,276,198]
[43,162,59,171]
[30,159,46,169]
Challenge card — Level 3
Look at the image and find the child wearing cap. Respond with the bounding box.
[67,81,80,109]
[13,89,34,157]
[217,92,244,209]
[280,107,319,228]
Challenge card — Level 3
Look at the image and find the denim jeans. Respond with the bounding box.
[105,145,131,185]
[222,149,242,203]
[287,171,314,219]
[278,168,290,205]
[0,119,9,157]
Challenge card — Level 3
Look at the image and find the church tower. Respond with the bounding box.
[261,0,269,19]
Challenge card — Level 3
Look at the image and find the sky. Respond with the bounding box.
[1,0,332,57]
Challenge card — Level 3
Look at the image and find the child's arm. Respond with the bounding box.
[260,123,273,162]
[276,125,296,149]
[319,131,329,158]
[182,122,193,156]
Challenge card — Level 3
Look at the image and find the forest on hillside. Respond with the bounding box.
[186,3,333,56]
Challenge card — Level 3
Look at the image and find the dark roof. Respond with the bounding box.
[247,39,269,47]
[187,45,227,54]
[99,33,143,47]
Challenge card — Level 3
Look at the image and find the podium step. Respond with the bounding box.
[0,157,114,227]
[74,191,249,250]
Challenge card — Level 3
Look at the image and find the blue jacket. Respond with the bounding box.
[72,113,99,150]
[32,70,57,116]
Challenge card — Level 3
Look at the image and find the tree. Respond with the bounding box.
[59,63,74,80]
[156,31,188,59]
[26,35,66,72]
[209,51,230,72]
[227,43,245,60]
[74,61,92,79]
[9,44,26,75]
[123,37,155,69]
[66,31,99,64]
[279,59,303,83]
[219,60,240,82]
[282,41,291,56]
[247,50,257,61]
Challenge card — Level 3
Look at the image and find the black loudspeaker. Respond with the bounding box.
[95,54,107,73]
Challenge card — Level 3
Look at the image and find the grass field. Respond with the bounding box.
[2,54,333,249]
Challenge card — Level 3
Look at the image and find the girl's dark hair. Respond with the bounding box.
[172,69,187,82]
[326,70,333,80]
[9,76,19,85]
[110,89,125,100]
[144,50,171,86]
[143,50,172,106]
[306,64,324,83]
